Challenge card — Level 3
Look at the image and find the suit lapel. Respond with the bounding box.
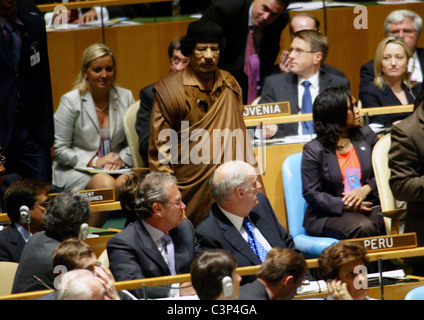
[324,146,344,194]
[134,219,170,274]
[81,91,101,133]
[214,206,261,265]
[249,211,276,247]
[108,87,118,139]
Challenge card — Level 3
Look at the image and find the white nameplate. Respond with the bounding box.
[243,101,290,119]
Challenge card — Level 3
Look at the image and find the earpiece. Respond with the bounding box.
[78,223,89,241]
[408,57,414,73]
[222,276,233,297]
[19,205,31,225]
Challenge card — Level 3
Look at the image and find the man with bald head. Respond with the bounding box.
[195,161,295,283]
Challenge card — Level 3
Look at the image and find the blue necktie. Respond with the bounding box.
[4,21,20,71]
[301,80,314,135]
[162,233,176,275]
[243,217,268,263]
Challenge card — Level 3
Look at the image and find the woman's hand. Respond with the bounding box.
[97,153,125,171]
[327,279,353,300]
[342,184,372,213]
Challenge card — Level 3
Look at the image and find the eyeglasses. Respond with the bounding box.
[387,29,416,36]
[171,58,190,66]
[164,200,183,206]
[36,200,50,209]
[287,48,317,57]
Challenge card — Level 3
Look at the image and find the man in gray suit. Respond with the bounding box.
[259,30,349,138]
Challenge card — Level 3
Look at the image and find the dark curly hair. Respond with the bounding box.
[317,242,368,281]
[44,192,91,241]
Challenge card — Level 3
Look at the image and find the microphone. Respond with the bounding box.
[222,276,234,297]
[19,205,31,230]
[78,223,89,241]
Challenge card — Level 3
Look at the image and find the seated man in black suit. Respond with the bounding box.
[107,171,200,299]
[278,12,345,78]
[360,10,424,92]
[239,248,307,300]
[135,37,190,166]
[259,30,349,139]
[12,192,92,293]
[0,178,52,262]
[195,160,296,284]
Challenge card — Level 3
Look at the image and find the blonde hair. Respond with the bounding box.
[73,43,116,94]
[373,36,413,90]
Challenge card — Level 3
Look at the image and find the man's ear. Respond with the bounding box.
[314,51,323,66]
[152,202,164,217]
[235,186,245,199]
[282,275,294,287]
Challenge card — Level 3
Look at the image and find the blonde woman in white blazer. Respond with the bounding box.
[53,44,135,226]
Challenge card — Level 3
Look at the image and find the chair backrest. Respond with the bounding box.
[0,261,19,296]
[123,100,144,168]
[282,153,309,237]
[372,134,396,212]
[405,286,424,300]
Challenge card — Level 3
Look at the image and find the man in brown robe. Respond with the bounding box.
[149,20,261,227]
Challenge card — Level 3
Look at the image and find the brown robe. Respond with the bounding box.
[149,66,259,226]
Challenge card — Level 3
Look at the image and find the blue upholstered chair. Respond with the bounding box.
[405,286,424,300]
[282,153,338,259]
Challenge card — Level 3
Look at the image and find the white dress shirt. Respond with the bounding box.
[218,205,272,252]
[297,72,320,135]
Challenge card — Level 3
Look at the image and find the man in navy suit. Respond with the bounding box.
[0,0,54,183]
[195,161,295,284]
[360,10,424,91]
[201,0,290,104]
[107,172,200,299]
[0,178,52,262]
[259,30,350,138]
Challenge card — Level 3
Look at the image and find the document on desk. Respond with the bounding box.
[288,1,359,11]
[74,166,134,175]
[377,0,423,4]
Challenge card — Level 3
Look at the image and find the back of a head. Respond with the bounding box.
[257,248,307,285]
[190,249,238,300]
[56,269,104,300]
[44,192,91,241]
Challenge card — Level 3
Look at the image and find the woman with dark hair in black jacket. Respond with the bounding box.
[301,86,386,240]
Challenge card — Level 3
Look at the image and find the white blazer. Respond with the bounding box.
[52,86,135,191]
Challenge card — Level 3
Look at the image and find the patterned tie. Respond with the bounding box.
[301,80,314,135]
[243,217,267,263]
[4,21,20,71]
[244,28,260,104]
[162,233,176,275]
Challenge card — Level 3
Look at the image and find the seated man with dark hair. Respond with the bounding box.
[0,178,52,262]
[190,249,241,300]
[11,192,91,293]
[239,248,307,300]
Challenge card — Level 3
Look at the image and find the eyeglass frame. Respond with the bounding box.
[35,200,50,209]
[386,28,417,37]
[287,48,318,57]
